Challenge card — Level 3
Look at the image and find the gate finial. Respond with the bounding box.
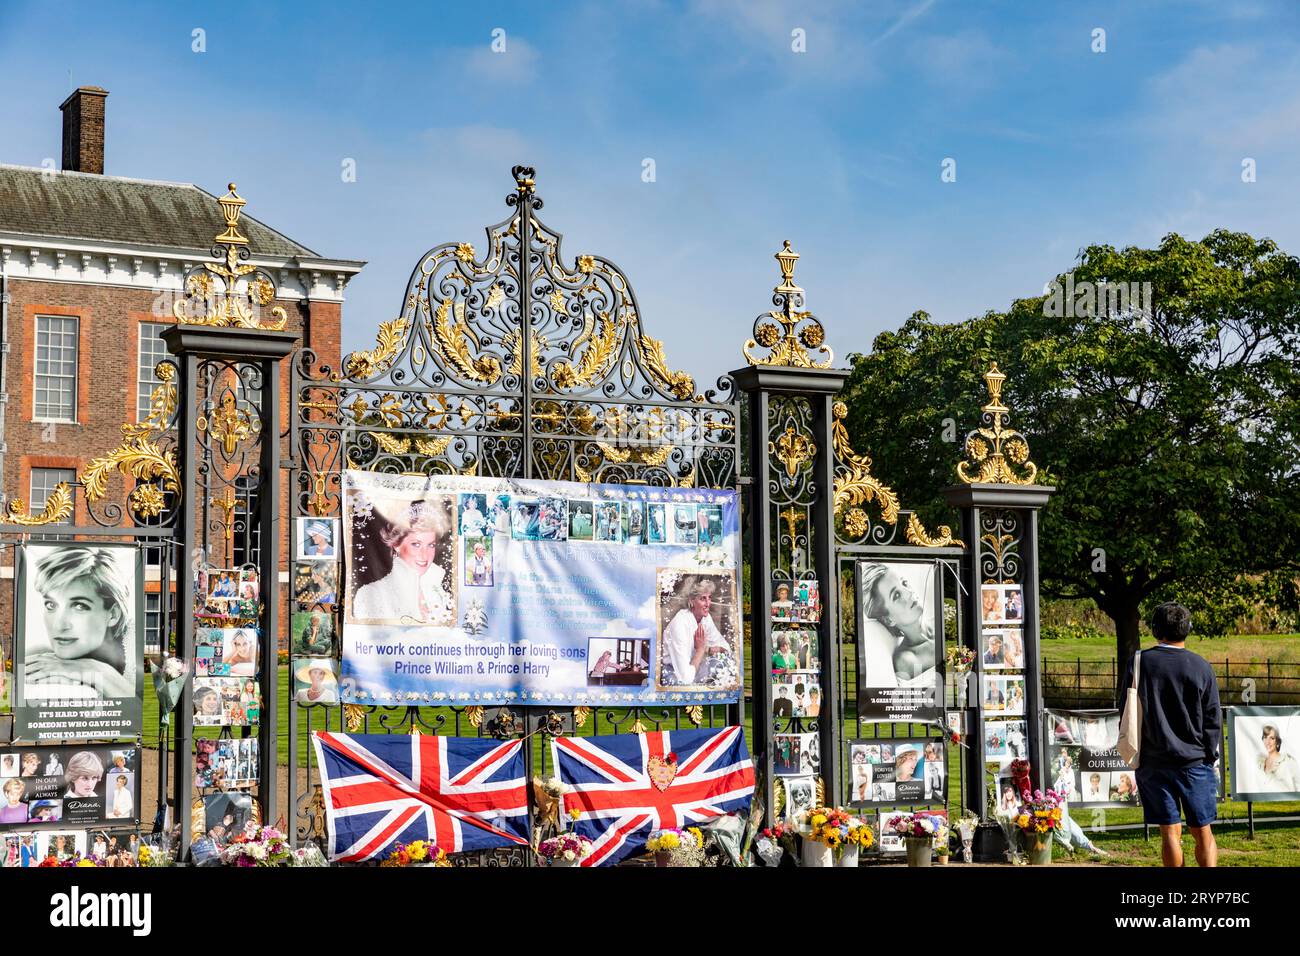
[956,362,1039,485]
[742,241,833,369]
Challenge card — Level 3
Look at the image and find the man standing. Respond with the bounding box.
[1119,602,1220,867]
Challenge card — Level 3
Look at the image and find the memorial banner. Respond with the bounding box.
[1043,709,1139,809]
[0,744,139,829]
[855,559,944,722]
[13,543,144,741]
[341,470,742,705]
[1229,706,1300,801]
[848,737,947,808]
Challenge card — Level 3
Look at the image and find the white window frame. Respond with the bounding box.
[137,320,170,422]
[33,314,80,423]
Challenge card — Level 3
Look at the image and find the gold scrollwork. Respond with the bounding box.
[638,334,696,401]
[573,706,591,728]
[4,482,74,526]
[434,298,503,384]
[905,513,961,549]
[173,184,288,331]
[685,705,704,727]
[769,424,816,481]
[343,704,366,732]
[551,310,622,390]
[742,241,834,369]
[957,363,1039,485]
[307,471,331,517]
[123,364,177,440]
[80,437,181,521]
[368,432,453,458]
[198,392,256,456]
[337,316,409,382]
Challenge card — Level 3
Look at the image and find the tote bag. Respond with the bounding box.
[1118,651,1142,768]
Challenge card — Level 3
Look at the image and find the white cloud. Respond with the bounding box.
[462,36,540,84]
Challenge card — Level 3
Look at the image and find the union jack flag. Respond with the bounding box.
[553,726,755,867]
[312,731,529,862]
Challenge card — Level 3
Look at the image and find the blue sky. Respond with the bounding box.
[2,0,1298,385]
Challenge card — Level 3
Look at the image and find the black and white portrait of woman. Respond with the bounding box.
[857,560,940,695]
[346,494,456,626]
[19,545,140,704]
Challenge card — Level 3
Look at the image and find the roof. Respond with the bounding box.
[0,164,319,258]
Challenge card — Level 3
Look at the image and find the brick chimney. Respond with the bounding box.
[59,86,108,174]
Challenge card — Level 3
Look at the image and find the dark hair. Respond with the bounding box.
[1149,602,1192,642]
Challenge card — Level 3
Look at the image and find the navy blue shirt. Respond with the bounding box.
[1118,643,1221,769]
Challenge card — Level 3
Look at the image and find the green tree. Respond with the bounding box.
[840,231,1300,663]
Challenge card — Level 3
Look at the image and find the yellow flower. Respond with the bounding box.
[569,808,582,820]
[811,814,828,828]
[1015,815,1030,829]
[408,842,428,862]
[76,859,97,867]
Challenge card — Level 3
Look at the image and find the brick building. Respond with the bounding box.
[0,86,364,651]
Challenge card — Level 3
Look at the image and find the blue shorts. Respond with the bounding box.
[1135,763,1217,828]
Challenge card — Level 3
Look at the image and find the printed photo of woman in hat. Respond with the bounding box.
[347,495,455,626]
[297,518,339,560]
[294,657,339,705]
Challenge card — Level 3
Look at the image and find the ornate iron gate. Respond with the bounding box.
[287,168,743,855]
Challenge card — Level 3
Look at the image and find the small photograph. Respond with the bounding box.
[487,493,513,536]
[28,799,62,823]
[622,500,646,545]
[982,675,1007,713]
[194,677,260,726]
[1080,771,1111,802]
[104,771,134,820]
[237,568,260,604]
[1109,769,1139,804]
[871,781,897,804]
[696,504,723,547]
[771,579,795,622]
[1001,628,1025,669]
[291,609,335,656]
[1080,716,1116,750]
[297,517,339,560]
[511,499,541,540]
[294,657,339,705]
[782,775,816,824]
[849,758,874,803]
[196,791,255,845]
[594,501,622,543]
[464,537,494,587]
[981,628,1011,669]
[0,754,17,777]
[37,830,84,863]
[859,744,882,765]
[0,776,28,823]
[586,637,650,687]
[196,627,227,677]
[922,741,946,802]
[206,568,240,603]
[945,711,965,737]
[980,586,1006,624]
[771,629,820,673]
[1002,677,1026,716]
[792,579,820,623]
[458,493,490,538]
[536,496,568,541]
[293,561,339,606]
[892,742,926,786]
[1050,714,1083,745]
[221,628,258,678]
[1002,719,1029,762]
[669,503,698,545]
[567,500,595,541]
[774,733,820,777]
[1003,586,1024,623]
[984,721,1009,759]
[646,502,668,544]
[995,774,1021,813]
[880,743,896,765]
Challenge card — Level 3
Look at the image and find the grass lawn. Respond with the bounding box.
[1041,631,1300,665]
[1081,816,1300,866]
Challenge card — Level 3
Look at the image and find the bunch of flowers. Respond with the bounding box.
[945,644,976,674]
[137,841,175,867]
[805,807,869,852]
[646,826,705,865]
[220,826,295,867]
[379,839,450,867]
[755,822,798,865]
[888,813,941,844]
[537,833,593,864]
[1014,789,1066,838]
[292,844,328,867]
[39,854,105,867]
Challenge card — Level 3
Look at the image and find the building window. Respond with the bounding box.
[144,592,162,654]
[137,322,170,421]
[30,467,76,538]
[34,315,79,422]
[233,482,261,570]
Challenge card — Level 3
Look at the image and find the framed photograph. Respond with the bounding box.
[343,491,455,625]
[294,657,340,705]
[291,609,335,656]
[1045,709,1143,808]
[771,628,819,674]
[655,569,740,693]
[981,584,1023,625]
[294,561,340,608]
[697,504,723,547]
[206,568,240,604]
[594,501,622,543]
[645,503,667,544]
[855,559,943,723]
[14,542,145,740]
[1229,706,1300,800]
[622,500,646,545]
[297,518,339,560]
[849,737,946,808]
[458,493,489,538]
[669,503,697,545]
[782,775,816,824]
[586,637,650,687]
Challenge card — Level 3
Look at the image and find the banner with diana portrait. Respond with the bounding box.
[341,470,742,706]
[13,543,144,741]
[855,559,944,722]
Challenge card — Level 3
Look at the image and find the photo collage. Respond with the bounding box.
[848,738,947,808]
[0,745,138,828]
[770,578,822,789]
[191,791,258,860]
[195,737,259,790]
[1045,710,1143,808]
[1,829,142,867]
[979,583,1028,776]
[771,578,821,624]
[293,516,341,708]
[773,732,821,777]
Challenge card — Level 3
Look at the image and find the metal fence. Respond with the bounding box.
[1043,659,1300,709]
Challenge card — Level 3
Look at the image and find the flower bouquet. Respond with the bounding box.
[220,826,295,867]
[944,644,976,675]
[801,807,872,867]
[1013,789,1065,865]
[646,826,705,867]
[887,813,940,867]
[379,839,450,868]
[754,822,798,867]
[537,833,593,867]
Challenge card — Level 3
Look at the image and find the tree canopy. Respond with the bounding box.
[840,230,1300,661]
